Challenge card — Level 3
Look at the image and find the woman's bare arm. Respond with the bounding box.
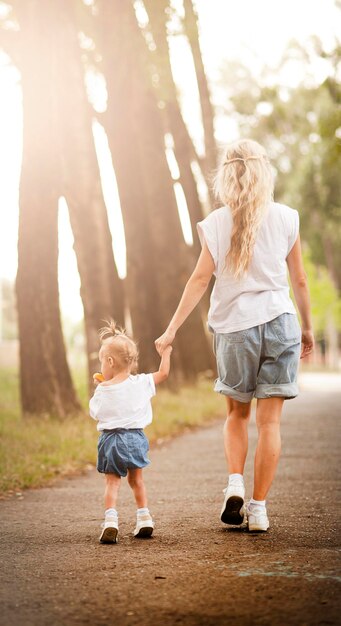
[286,235,314,358]
[155,242,215,354]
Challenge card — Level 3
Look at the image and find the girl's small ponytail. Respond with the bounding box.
[98,318,125,342]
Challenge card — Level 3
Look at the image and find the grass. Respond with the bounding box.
[0,369,224,496]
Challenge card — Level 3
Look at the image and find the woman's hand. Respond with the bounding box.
[300,330,314,359]
[155,328,176,355]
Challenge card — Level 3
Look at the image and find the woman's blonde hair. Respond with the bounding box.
[213,139,274,279]
[98,319,139,373]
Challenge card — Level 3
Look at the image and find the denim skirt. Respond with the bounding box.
[97,428,150,476]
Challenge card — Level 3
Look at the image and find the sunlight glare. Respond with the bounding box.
[173,182,193,246]
[92,120,127,279]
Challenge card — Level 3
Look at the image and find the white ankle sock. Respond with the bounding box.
[228,473,244,485]
[137,507,149,516]
[250,498,266,508]
[105,508,118,518]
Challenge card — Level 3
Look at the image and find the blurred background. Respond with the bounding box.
[0,0,340,419]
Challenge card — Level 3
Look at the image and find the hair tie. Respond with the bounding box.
[224,156,263,165]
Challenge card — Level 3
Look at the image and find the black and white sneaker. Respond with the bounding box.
[220,483,245,525]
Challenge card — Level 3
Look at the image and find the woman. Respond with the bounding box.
[155,139,314,532]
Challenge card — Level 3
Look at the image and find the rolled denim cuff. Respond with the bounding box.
[255,382,298,399]
[214,379,254,403]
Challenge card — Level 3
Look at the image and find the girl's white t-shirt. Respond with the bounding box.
[197,202,299,333]
[89,373,156,431]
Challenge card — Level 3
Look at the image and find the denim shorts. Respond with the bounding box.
[213,313,301,403]
[97,428,150,477]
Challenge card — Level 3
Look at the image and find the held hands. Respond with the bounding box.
[162,345,173,356]
[155,328,176,355]
[300,330,314,359]
[152,343,173,385]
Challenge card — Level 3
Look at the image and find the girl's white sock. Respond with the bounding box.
[137,507,149,516]
[228,473,244,485]
[249,498,266,508]
[105,507,118,518]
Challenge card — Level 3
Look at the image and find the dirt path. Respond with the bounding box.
[1,387,340,626]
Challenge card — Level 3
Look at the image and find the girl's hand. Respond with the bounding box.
[155,328,176,355]
[300,330,314,359]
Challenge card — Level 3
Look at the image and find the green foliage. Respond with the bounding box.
[147,375,224,440]
[0,369,96,494]
[301,249,341,338]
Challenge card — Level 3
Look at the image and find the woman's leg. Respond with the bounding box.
[104,473,121,509]
[223,397,252,474]
[127,468,148,508]
[253,397,284,500]
[221,397,251,524]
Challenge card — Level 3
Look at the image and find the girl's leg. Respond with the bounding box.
[128,469,153,537]
[104,473,121,509]
[223,397,252,473]
[127,468,148,508]
[100,473,121,543]
[253,397,284,500]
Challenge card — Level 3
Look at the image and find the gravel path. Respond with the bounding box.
[1,387,340,626]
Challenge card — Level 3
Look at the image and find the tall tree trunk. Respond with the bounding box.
[183,0,217,183]
[97,0,213,377]
[97,2,161,373]
[143,0,206,257]
[14,2,81,416]
[53,1,125,389]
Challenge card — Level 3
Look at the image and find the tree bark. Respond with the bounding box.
[14,1,81,416]
[97,0,213,377]
[53,1,125,388]
[183,0,217,181]
[143,0,206,257]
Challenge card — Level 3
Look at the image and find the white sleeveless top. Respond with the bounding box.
[197,202,299,334]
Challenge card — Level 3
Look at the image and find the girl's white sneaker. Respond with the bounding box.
[246,503,269,532]
[99,516,119,543]
[220,483,245,525]
[133,513,154,538]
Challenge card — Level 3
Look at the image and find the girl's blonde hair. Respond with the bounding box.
[99,319,139,373]
[213,139,274,279]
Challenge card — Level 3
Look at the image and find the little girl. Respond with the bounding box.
[89,320,172,543]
